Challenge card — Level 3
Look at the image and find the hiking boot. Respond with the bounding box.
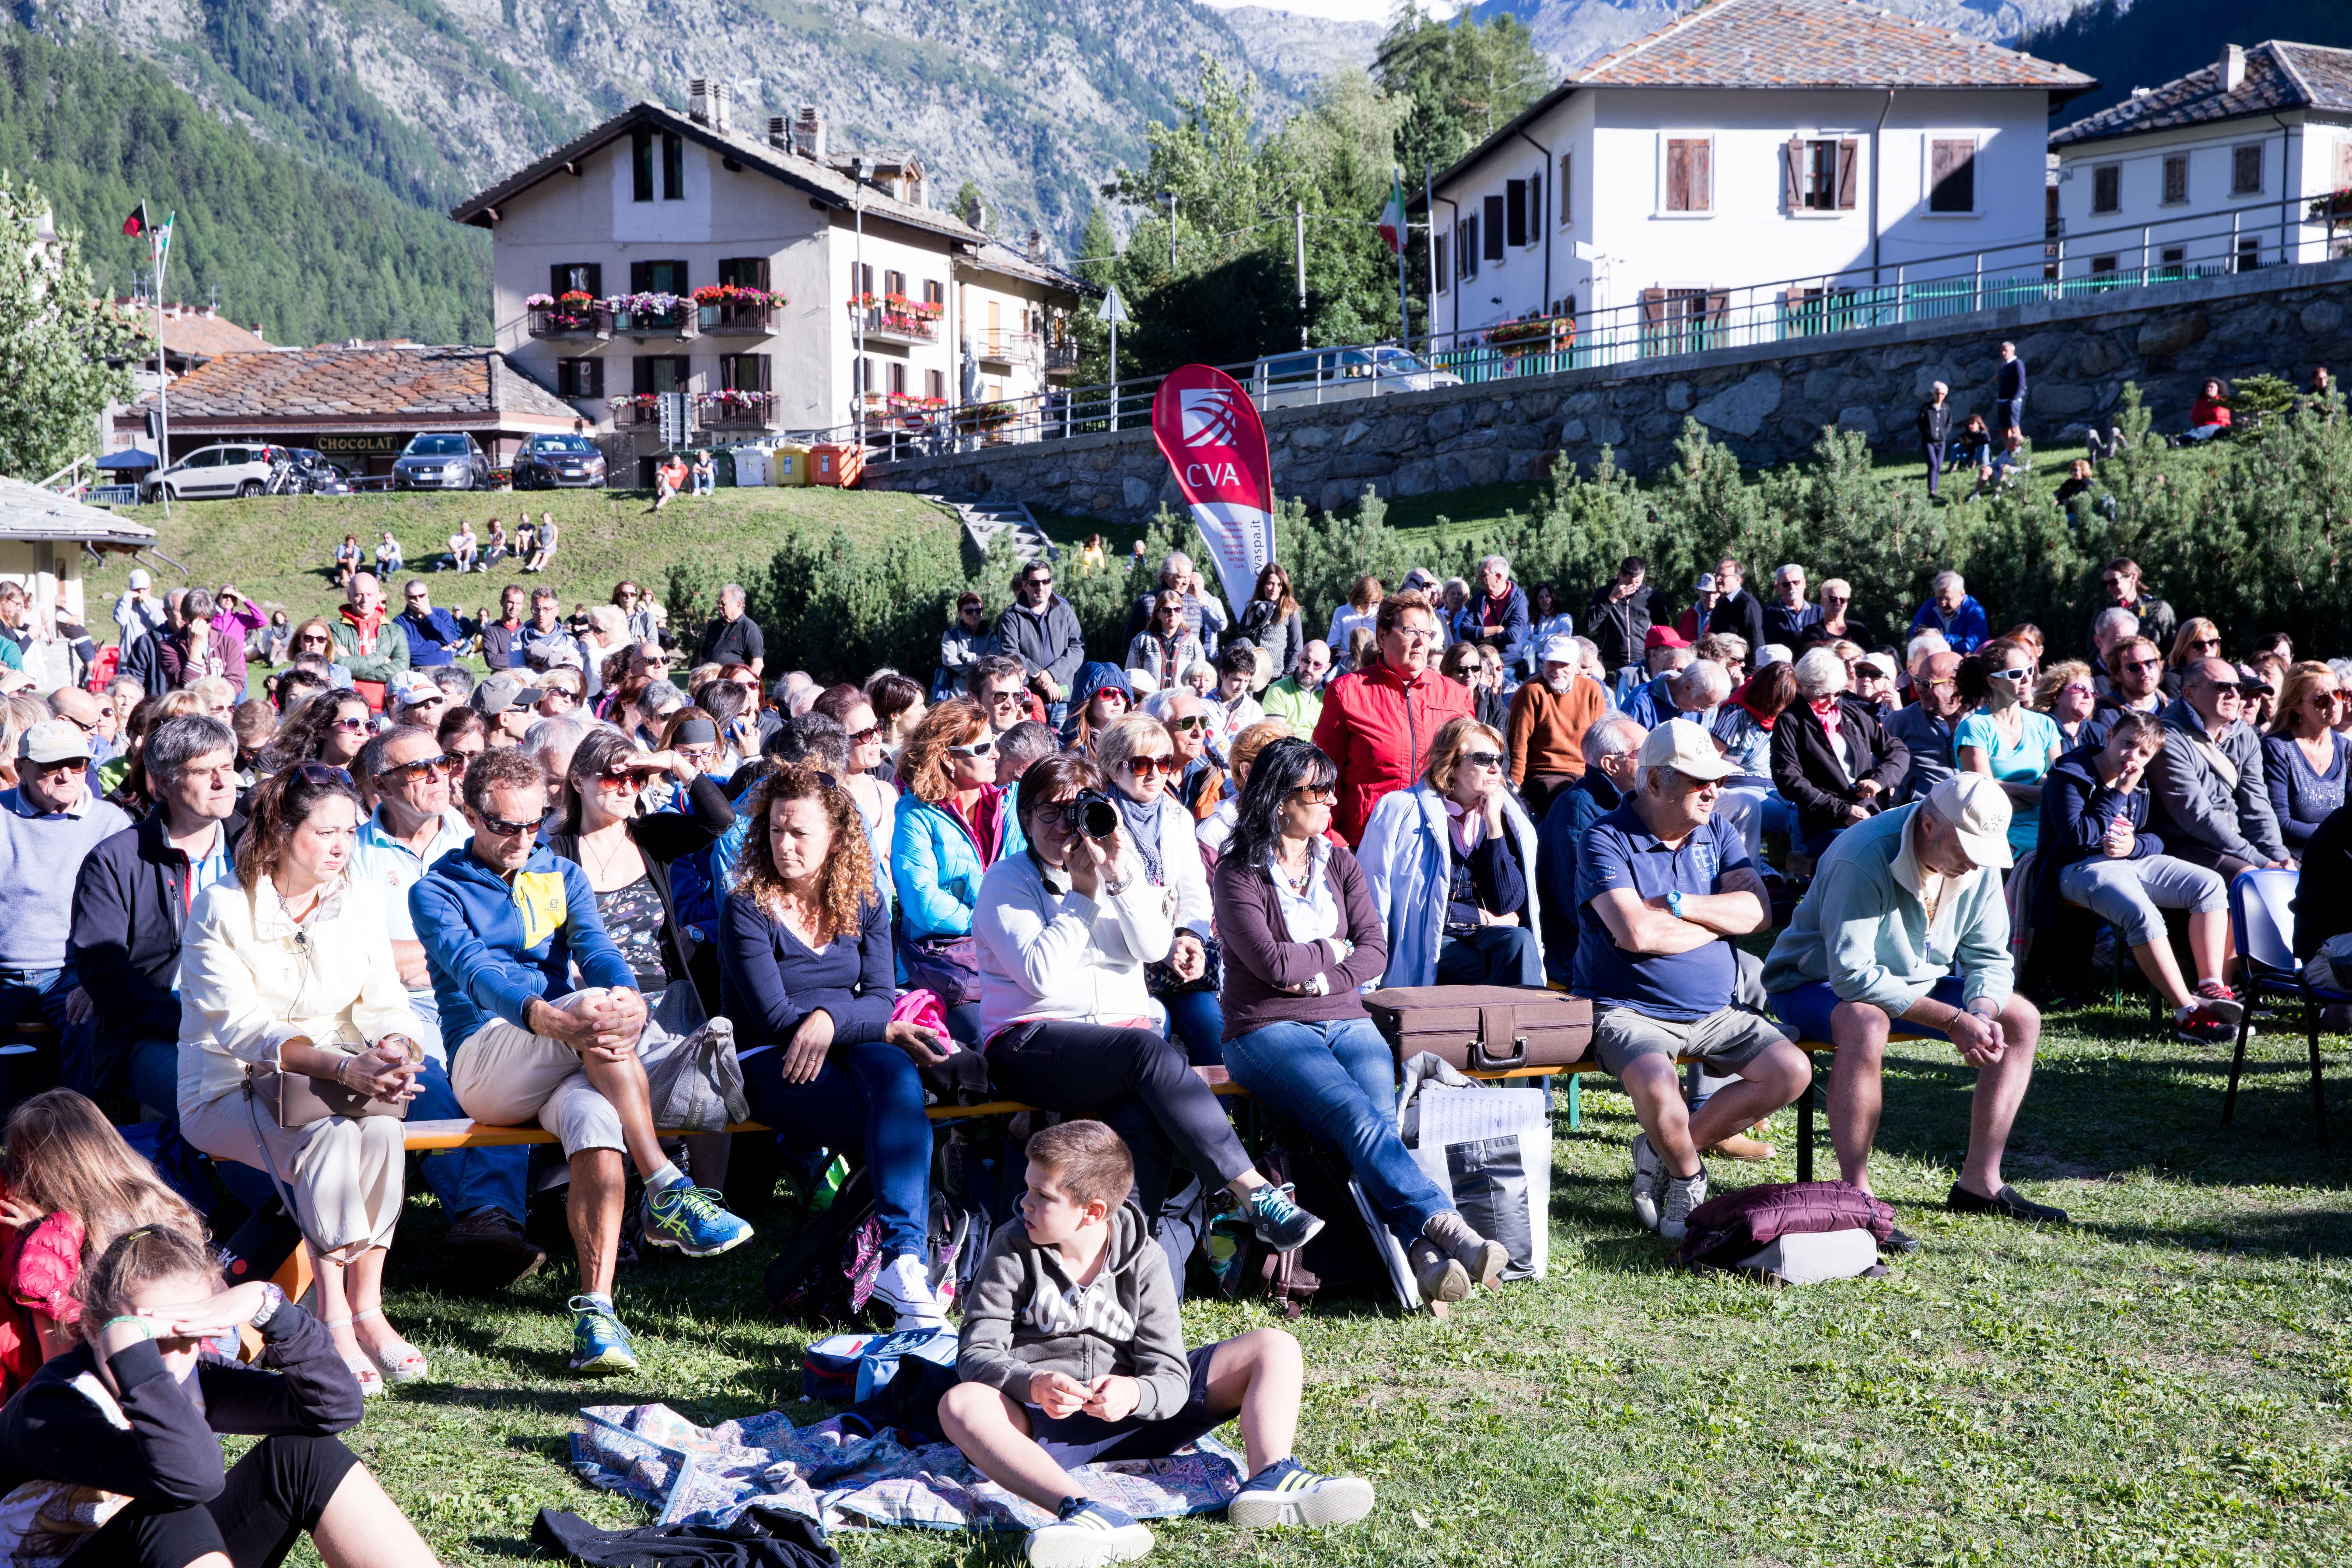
[1946,1182,2069,1225]
[1227,1458,1376,1530]
[1628,1133,1664,1232]
[642,1182,755,1258]
[1422,1211,1508,1288]
[1657,1167,1709,1242]
[869,1253,950,1330]
[1245,1182,1325,1254]
[1023,1498,1153,1567]
[567,1297,639,1376]
[444,1206,545,1289]
[1407,1238,1470,1304]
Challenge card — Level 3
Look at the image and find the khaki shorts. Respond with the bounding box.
[1592,1004,1790,1079]
[450,989,629,1157]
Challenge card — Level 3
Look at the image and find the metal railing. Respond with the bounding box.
[853,303,941,344]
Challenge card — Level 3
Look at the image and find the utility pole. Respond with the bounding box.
[1294,202,1308,349]
[853,156,869,448]
[1163,192,1177,273]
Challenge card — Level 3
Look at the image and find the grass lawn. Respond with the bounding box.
[345,1006,2352,1566]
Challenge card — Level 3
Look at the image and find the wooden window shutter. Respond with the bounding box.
[1482,195,1505,258]
[1705,289,1729,327]
[1782,138,1804,210]
[632,356,654,396]
[1931,141,1974,212]
[1505,180,1527,247]
[1559,152,1572,223]
[629,260,650,293]
[1434,233,1449,288]
[889,361,906,395]
[551,265,568,298]
[586,358,604,398]
[2337,138,2352,188]
[1666,142,1689,211]
[1527,174,1542,240]
[1640,287,1666,328]
[1835,139,1858,209]
[1693,141,1711,211]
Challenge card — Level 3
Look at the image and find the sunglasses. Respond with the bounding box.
[597,769,645,788]
[2127,656,2164,671]
[961,606,985,616]
[380,752,461,785]
[1168,715,1211,733]
[1988,668,2031,683]
[476,810,540,837]
[298,634,330,646]
[331,716,371,732]
[847,724,882,745]
[1024,576,1054,588]
[294,763,352,786]
[985,690,1023,707]
[1121,754,1179,778]
[2191,637,2221,650]
[25,757,83,777]
[1288,784,1338,805]
[948,738,995,758]
[1461,751,1506,770]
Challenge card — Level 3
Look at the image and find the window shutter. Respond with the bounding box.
[1835,139,1858,210]
[1689,141,1712,211]
[1434,233,1449,288]
[632,356,654,396]
[1460,218,1477,277]
[551,265,568,298]
[1640,287,1666,328]
[1482,195,1505,258]
[1931,141,1975,213]
[1505,180,1527,247]
[1527,174,1541,241]
[662,132,685,200]
[1782,138,1803,210]
[1666,142,1689,211]
[632,130,654,202]
[1559,152,1572,223]
[587,358,605,398]
[629,261,650,294]
[1705,289,1729,327]
[2336,138,2352,188]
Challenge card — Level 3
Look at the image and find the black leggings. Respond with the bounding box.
[80,1434,360,1568]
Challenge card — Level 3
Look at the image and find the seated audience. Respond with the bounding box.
[1196,719,1289,857]
[1507,634,1609,822]
[2148,658,2293,879]
[2292,803,2352,1026]
[1261,638,1331,733]
[2164,618,2224,697]
[2179,377,2232,442]
[1096,714,1219,1066]
[1909,571,1990,654]
[1311,589,1471,846]
[1126,591,1203,694]
[1954,639,2063,861]
[1538,716,1646,987]
[891,699,1028,1046]
[939,1121,1373,1568]
[2095,635,2167,722]
[1206,644,1267,760]
[2035,660,2107,752]
[1710,663,1799,872]
[328,575,408,715]
[2,719,133,1093]
[260,692,371,776]
[1059,662,1133,753]
[1359,715,1543,988]
[1771,647,1910,858]
[2262,661,2349,853]
[1574,721,1812,1240]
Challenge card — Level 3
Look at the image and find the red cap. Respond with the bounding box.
[1644,625,1691,650]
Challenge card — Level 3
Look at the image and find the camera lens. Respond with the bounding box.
[1080,791,1120,839]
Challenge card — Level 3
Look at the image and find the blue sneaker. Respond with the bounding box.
[1023,1498,1153,1567]
[1227,1458,1376,1530]
[567,1298,639,1376]
[1245,1182,1324,1254]
[642,1182,754,1257]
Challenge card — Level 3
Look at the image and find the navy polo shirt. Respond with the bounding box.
[1571,802,1749,1022]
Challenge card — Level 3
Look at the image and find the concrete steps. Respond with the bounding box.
[933,495,1055,567]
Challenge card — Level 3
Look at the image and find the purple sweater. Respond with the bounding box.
[1211,841,1388,1040]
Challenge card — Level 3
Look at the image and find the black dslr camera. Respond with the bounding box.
[1075,790,1120,840]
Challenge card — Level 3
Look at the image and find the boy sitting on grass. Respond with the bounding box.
[940,1120,1374,1566]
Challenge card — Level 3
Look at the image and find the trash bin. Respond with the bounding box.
[770,444,811,486]
[733,447,770,487]
[713,450,738,488]
[809,444,864,488]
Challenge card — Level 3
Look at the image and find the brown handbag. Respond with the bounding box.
[248,1037,419,1129]
[1363,985,1592,1072]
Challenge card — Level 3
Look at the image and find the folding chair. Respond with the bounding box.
[2225,868,2334,1148]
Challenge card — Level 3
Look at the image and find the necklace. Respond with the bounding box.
[1275,841,1313,893]
[581,825,636,888]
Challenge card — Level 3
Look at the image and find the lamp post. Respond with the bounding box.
[1161,191,1177,273]
[853,155,869,448]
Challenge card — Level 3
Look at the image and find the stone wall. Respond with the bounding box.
[864,258,2352,522]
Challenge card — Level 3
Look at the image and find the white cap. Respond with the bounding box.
[1860,651,1899,680]
[127,569,152,589]
[1637,717,1736,783]
[1540,634,1578,666]
[1927,773,2014,869]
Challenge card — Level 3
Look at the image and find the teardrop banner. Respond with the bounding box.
[1149,364,1275,614]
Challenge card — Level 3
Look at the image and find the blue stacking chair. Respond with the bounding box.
[2225,869,2334,1148]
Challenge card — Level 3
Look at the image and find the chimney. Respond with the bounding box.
[688,77,710,124]
[767,114,789,150]
[2221,43,2246,93]
[711,80,731,132]
[793,105,826,161]
[1026,228,1044,262]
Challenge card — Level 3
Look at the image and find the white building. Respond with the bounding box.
[2049,42,2352,282]
[1411,0,2093,357]
[452,85,1088,475]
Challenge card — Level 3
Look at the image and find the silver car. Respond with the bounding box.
[391,432,492,491]
[1253,345,1463,407]
[139,443,285,502]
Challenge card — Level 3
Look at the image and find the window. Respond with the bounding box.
[1558,152,1572,224]
[2236,234,2261,271]
[662,132,685,200]
[717,353,770,392]
[1433,232,1449,289]
[631,130,654,203]
[1782,137,1856,212]
[2092,164,2121,214]
[2232,144,2263,195]
[924,279,944,307]
[1457,217,1478,278]
[1639,287,1727,354]
[716,258,770,290]
[2090,254,2119,275]
[1929,139,1976,213]
[631,355,689,394]
[550,262,602,296]
[1482,194,1504,259]
[1505,180,1527,247]
[1664,138,1712,213]
[2159,245,2187,276]
[885,269,906,298]
[926,368,945,400]
[2162,153,2189,205]
[858,263,875,297]
[888,361,907,396]
[555,358,604,398]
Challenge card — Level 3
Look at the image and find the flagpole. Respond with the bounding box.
[153,215,169,483]
[1394,170,1410,346]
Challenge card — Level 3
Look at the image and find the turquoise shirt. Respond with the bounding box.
[1953,707,2060,854]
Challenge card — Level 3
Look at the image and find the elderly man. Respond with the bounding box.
[2093,557,2175,655]
[694,583,765,674]
[1623,641,1727,729]
[1764,774,2065,1240]
[1261,638,1331,732]
[1123,551,1227,658]
[48,687,115,771]
[1908,571,1990,655]
[1886,650,1965,802]
[69,715,239,1113]
[397,580,468,668]
[993,561,1087,726]
[1762,564,1823,650]
[1706,557,1767,654]
[1539,714,1646,987]
[1,721,132,1099]
[2095,635,2166,722]
[1460,554,1531,670]
[353,723,540,1284]
[2086,606,2138,698]
[387,672,448,736]
[1313,589,1474,845]
[1671,571,1722,644]
[1577,721,1812,1240]
[331,572,410,713]
[1508,634,1610,821]
[2147,658,2292,880]
[1584,555,1655,679]
[415,747,752,1375]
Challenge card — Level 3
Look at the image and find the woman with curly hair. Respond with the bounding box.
[259,691,371,775]
[890,698,1026,1044]
[719,764,952,1328]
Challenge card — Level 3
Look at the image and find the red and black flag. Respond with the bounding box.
[122,203,148,238]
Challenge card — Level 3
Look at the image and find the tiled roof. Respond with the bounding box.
[0,477,156,546]
[122,310,271,363]
[138,346,578,427]
[1568,0,2094,90]
[2050,41,2352,149]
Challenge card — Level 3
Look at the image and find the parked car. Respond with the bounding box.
[1253,345,1463,407]
[391,433,493,491]
[511,433,608,489]
[139,443,285,503]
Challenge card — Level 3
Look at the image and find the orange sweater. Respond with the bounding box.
[1507,674,1609,786]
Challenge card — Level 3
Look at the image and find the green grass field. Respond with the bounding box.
[337,1007,2352,1567]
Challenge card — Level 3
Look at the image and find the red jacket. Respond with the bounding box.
[1312,659,1475,846]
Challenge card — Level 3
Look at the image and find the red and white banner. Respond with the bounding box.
[1149,364,1275,613]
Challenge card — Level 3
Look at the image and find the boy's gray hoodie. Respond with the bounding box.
[955,1199,1192,1420]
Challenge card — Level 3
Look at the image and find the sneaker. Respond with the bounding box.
[2174,1003,2239,1045]
[869,1252,950,1330]
[1407,1237,1470,1304]
[1227,1458,1376,1530]
[1245,1183,1325,1254]
[1658,1168,1709,1243]
[567,1298,639,1376]
[2193,980,2246,1023]
[1024,1498,1153,1567]
[445,1206,546,1289]
[1880,1227,1922,1256]
[1946,1182,2069,1225]
[1422,1211,1509,1288]
[642,1182,755,1258]
[1628,1133,1664,1232]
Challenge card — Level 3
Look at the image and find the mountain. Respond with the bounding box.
[1216,5,1384,95]
[1464,0,2105,71]
[2019,0,2352,125]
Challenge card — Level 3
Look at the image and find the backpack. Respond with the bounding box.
[764,1164,881,1323]
[1673,1180,1895,1280]
[1214,1136,1399,1317]
[643,1017,749,1133]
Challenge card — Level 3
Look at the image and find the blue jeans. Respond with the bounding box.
[127,1037,180,1121]
[743,1041,933,1259]
[411,1057,530,1224]
[1162,989,1226,1067]
[1219,1017,1450,1248]
[1437,924,1543,988]
[0,967,76,1110]
[691,471,714,496]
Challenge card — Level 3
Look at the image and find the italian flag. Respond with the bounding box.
[1377,172,1405,256]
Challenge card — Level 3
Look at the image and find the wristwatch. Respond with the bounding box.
[1666,889,1687,920]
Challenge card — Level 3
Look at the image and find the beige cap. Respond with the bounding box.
[1637,717,1735,783]
[1928,772,2014,869]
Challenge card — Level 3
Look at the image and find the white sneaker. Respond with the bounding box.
[1629,1133,1664,1232]
[1659,1168,1710,1243]
[1024,1501,1153,1567]
[869,1252,949,1329]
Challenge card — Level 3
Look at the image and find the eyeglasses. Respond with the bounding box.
[1391,627,1437,644]
[1121,754,1179,778]
[2191,637,2221,650]
[331,715,371,733]
[1168,715,1211,733]
[1024,576,1054,589]
[2063,682,2095,698]
[475,810,539,838]
[298,634,330,646]
[639,656,670,669]
[961,606,985,616]
[1460,751,1506,771]
[57,714,95,734]
[380,752,461,785]
[948,738,995,758]
[984,688,1023,708]
[1288,784,1338,805]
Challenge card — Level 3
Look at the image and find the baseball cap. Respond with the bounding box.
[1928,773,2014,869]
[1637,717,1735,784]
[1644,625,1691,651]
[19,720,92,765]
[1540,634,1579,666]
[1693,572,1718,593]
[1860,652,1899,681]
[127,568,152,589]
[390,672,440,708]
[471,673,527,716]
[2234,663,2274,694]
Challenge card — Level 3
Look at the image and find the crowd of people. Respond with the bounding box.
[0,520,2343,1567]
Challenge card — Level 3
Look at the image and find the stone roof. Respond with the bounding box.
[0,477,156,546]
[122,308,271,364]
[2050,41,2352,150]
[136,345,579,429]
[1568,0,2093,91]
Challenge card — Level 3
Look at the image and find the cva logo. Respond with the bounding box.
[1185,459,1243,489]
[1179,387,1243,449]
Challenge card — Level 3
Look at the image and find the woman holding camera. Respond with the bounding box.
[1095,713,1223,1065]
[973,753,1323,1272]
[1214,738,1512,1303]
[177,764,426,1397]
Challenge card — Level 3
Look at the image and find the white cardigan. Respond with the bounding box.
[176,872,422,1116]
[973,849,1175,1042]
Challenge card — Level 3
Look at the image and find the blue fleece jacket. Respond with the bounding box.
[410,843,634,1051]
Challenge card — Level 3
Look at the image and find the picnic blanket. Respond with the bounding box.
[571,1402,1242,1535]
